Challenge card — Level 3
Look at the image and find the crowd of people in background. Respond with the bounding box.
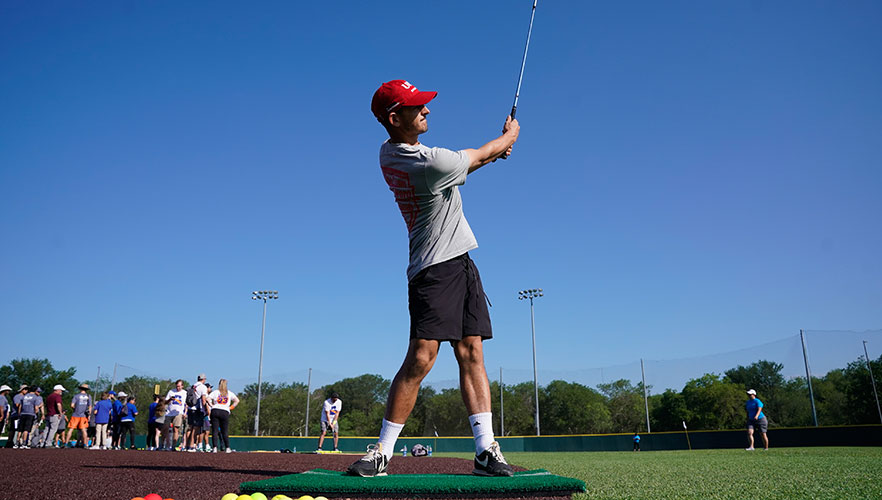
[0,374,239,452]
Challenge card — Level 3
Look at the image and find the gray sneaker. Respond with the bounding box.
[347,443,389,477]
[473,441,513,477]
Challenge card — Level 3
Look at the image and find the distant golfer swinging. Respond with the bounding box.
[317,392,341,452]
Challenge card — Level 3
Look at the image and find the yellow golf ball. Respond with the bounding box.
[270,496,291,500]
[251,494,267,500]
[298,496,315,500]
[221,495,238,500]
[236,496,252,500]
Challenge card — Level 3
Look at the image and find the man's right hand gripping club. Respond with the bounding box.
[470,115,519,169]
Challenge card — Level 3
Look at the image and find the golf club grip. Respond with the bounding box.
[499,105,516,160]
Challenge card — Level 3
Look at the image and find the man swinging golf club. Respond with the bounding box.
[347,80,519,478]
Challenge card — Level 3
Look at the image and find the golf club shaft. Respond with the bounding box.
[500,0,538,161]
[511,0,538,119]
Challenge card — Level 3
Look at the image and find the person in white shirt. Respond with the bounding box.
[207,379,238,453]
[184,374,209,452]
[164,379,187,450]
[317,393,342,452]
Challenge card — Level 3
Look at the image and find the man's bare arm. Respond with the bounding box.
[464,116,520,172]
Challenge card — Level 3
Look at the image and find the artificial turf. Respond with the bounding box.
[240,468,586,497]
[437,447,882,500]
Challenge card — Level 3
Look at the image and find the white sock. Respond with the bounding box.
[378,419,404,460]
[469,412,495,455]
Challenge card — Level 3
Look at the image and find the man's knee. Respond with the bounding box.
[402,340,439,377]
[453,336,485,365]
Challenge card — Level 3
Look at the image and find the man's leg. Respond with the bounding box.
[333,428,339,450]
[44,415,58,447]
[317,429,326,450]
[453,336,513,476]
[452,336,491,415]
[380,339,440,453]
[746,428,755,449]
[4,417,16,448]
[348,339,439,477]
[761,431,769,450]
[385,338,441,422]
[94,423,104,448]
[173,417,181,448]
[30,420,41,447]
[184,424,192,449]
[453,335,492,456]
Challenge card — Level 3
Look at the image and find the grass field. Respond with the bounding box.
[438,447,882,500]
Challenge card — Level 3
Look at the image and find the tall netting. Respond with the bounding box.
[99,330,881,397]
[802,329,882,377]
[494,329,882,395]
[88,329,880,435]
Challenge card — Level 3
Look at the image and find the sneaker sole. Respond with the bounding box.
[348,470,388,477]
[472,468,514,477]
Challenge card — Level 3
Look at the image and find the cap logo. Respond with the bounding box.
[385,81,420,112]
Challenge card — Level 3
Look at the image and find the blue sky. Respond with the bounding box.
[2,1,880,393]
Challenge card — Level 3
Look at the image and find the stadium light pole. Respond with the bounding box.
[518,288,543,436]
[252,290,278,436]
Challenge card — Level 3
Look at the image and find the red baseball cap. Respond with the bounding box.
[371,80,437,122]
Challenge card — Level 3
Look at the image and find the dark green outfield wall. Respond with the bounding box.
[133,424,879,452]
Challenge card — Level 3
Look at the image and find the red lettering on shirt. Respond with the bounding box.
[381,166,419,232]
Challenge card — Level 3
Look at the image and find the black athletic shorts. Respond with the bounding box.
[188,409,204,428]
[18,414,36,431]
[408,253,492,341]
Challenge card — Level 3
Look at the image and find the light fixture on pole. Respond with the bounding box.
[251,290,278,436]
[518,288,543,436]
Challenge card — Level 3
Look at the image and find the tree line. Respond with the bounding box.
[2,355,880,438]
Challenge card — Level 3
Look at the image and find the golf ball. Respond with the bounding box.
[236,496,252,500]
[221,495,238,500]
[251,494,267,500]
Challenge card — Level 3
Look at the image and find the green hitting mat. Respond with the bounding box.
[240,468,586,498]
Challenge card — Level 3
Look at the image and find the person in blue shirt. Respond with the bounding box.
[147,394,160,450]
[633,433,640,451]
[92,392,114,450]
[745,389,769,450]
[110,391,125,449]
[118,396,138,450]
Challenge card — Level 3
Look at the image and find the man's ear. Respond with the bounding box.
[388,111,401,128]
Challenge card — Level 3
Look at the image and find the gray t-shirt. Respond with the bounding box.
[380,141,478,281]
[0,395,8,414]
[20,393,39,416]
[12,393,23,416]
[72,393,92,418]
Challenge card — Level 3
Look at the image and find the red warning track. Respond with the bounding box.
[0,449,568,500]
